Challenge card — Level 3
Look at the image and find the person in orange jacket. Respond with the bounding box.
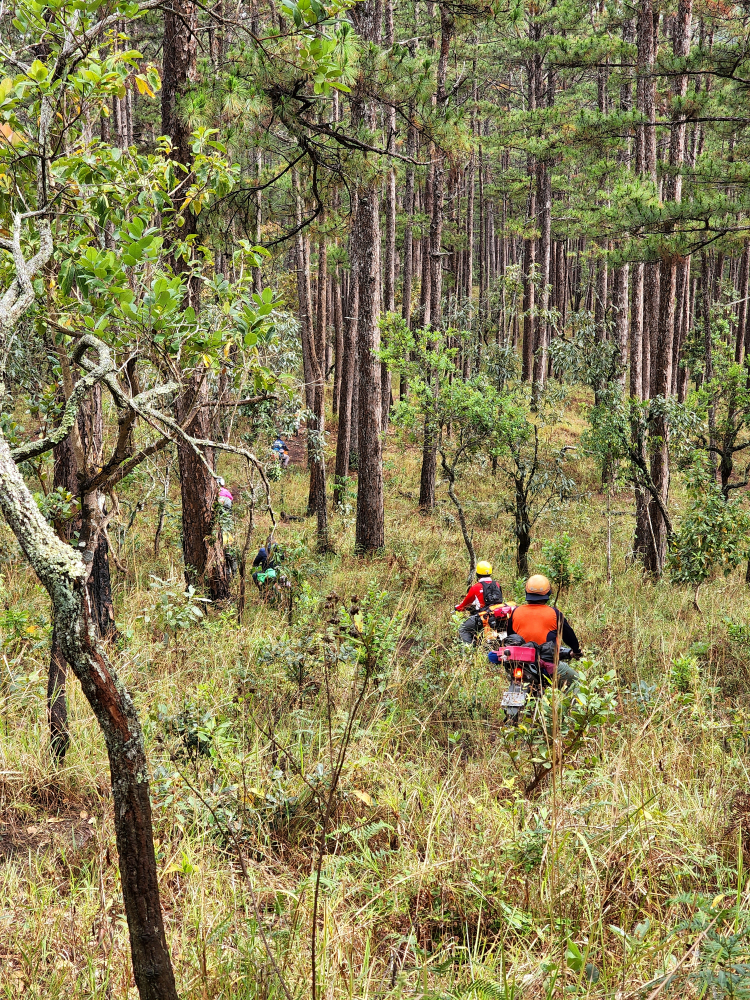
[506,574,581,686]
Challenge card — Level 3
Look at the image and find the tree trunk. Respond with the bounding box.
[478,140,485,318]
[78,384,117,636]
[429,5,453,332]
[630,264,644,401]
[532,157,551,390]
[253,148,263,293]
[465,98,475,304]
[383,138,397,430]
[415,12,454,507]
[297,232,315,414]
[420,165,434,327]
[384,155,397,316]
[633,0,657,559]
[161,0,222,600]
[350,0,385,552]
[672,258,692,395]
[702,252,718,475]
[644,0,691,576]
[613,264,629,384]
[161,0,199,307]
[402,118,416,334]
[645,260,675,575]
[443,461,476,579]
[595,250,608,341]
[521,32,539,382]
[735,242,749,364]
[49,432,78,762]
[332,267,345,415]
[175,373,229,599]
[0,430,179,1000]
[613,17,634,388]
[48,625,69,761]
[89,534,117,637]
[298,200,329,545]
[353,181,385,551]
[644,265,660,399]
[162,1,197,165]
[334,266,359,505]
[636,0,657,400]
[418,405,438,510]
[522,226,536,382]
[316,230,328,382]
[430,154,445,331]
[48,385,116,762]
[350,350,360,470]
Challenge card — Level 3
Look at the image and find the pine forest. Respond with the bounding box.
[4,0,750,996]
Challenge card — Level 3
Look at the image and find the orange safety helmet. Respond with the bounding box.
[525,574,552,603]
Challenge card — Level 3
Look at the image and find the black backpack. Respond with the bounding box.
[480,579,503,608]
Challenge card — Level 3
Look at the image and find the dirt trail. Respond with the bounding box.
[284,432,307,467]
[279,424,340,469]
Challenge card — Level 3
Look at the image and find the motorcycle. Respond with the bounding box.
[498,644,574,723]
[476,602,516,645]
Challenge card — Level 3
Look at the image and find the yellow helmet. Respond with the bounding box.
[526,574,552,602]
[476,560,493,577]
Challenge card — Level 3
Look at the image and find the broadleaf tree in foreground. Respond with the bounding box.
[0,0,347,994]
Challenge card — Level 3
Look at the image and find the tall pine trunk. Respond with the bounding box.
[532,157,551,390]
[420,164,434,326]
[644,0,692,576]
[633,0,657,560]
[334,265,359,505]
[417,6,453,510]
[332,267,345,414]
[382,116,397,429]
[402,118,416,334]
[735,243,749,363]
[353,193,384,550]
[296,184,328,544]
[465,90,475,304]
[351,1,385,551]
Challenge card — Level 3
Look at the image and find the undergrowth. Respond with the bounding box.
[2,408,750,999]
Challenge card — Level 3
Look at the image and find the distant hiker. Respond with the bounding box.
[252,540,284,591]
[506,574,581,686]
[215,478,237,574]
[217,477,233,509]
[271,438,290,468]
[454,561,504,645]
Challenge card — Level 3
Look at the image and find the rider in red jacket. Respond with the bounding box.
[455,560,503,645]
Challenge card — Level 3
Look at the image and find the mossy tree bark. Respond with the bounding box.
[48,384,116,762]
[0,428,179,1000]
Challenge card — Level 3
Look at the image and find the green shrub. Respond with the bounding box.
[670,655,698,694]
[540,532,585,603]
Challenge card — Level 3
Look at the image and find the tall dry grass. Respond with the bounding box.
[1,412,749,998]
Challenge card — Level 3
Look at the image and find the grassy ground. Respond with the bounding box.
[2,402,750,999]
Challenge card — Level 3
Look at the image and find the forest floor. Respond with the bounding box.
[2,392,750,999]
